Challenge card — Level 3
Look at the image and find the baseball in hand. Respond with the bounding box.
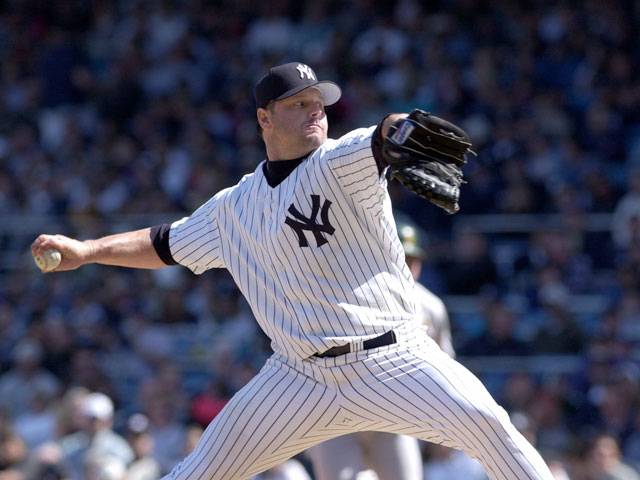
[34,248,62,272]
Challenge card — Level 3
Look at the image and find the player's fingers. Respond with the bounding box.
[31,234,68,257]
[31,234,53,257]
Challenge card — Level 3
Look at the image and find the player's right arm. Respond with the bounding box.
[31,227,168,272]
[32,186,227,274]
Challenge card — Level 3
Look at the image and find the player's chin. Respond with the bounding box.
[303,129,326,146]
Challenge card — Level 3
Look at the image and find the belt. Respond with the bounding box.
[313,330,397,358]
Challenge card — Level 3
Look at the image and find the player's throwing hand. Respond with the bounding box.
[31,234,90,272]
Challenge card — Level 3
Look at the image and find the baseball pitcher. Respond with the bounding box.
[32,62,554,480]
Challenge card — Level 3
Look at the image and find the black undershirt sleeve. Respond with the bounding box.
[372,114,393,176]
[150,223,178,266]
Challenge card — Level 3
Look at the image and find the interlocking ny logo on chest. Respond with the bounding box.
[285,194,335,247]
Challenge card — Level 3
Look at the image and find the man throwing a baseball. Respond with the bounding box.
[32,62,553,480]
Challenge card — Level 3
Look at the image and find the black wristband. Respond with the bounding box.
[372,114,395,175]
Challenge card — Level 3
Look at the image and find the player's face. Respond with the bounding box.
[263,88,328,159]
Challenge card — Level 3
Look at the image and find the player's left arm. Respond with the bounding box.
[381,113,409,137]
[324,115,407,208]
[371,113,408,175]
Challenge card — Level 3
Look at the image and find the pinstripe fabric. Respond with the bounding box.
[164,331,552,480]
[308,280,455,480]
[168,126,420,360]
[162,125,553,480]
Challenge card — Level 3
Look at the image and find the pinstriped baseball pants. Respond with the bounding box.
[163,331,553,480]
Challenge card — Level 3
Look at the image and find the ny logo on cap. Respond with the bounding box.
[296,63,316,80]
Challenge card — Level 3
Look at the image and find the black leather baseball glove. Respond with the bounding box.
[382,109,474,214]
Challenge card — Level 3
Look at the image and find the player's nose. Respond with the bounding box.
[308,101,324,117]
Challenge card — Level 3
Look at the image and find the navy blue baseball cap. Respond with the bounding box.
[254,62,342,109]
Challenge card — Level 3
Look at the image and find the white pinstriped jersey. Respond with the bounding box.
[169,126,421,360]
[162,126,555,480]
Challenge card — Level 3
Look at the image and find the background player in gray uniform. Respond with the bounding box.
[397,219,455,358]
[308,219,454,480]
[32,62,554,480]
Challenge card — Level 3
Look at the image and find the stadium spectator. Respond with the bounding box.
[0,339,60,419]
[58,392,134,480]
[586,433,640,480]
[123,413,161,480]
[0,410,27,474]
[460,300,532,357]
[532,282,586,354]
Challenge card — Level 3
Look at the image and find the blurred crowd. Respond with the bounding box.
[1,0,640,479]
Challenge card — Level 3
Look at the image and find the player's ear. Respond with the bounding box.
[257,108,272,130]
